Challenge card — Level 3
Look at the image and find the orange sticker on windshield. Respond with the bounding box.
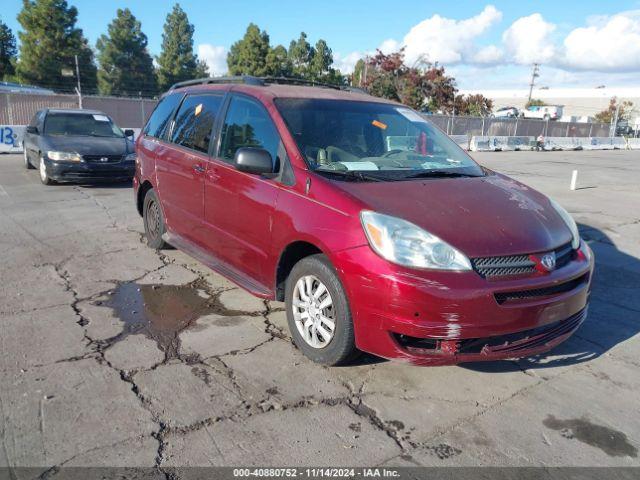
[372,120,387,130]
[195,104,203,116]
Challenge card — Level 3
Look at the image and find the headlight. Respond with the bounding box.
[550,199,580,249]
[360,211,472,270]
[124,153,136,162]
[47,151,82,162]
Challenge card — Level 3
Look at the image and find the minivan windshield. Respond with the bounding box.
[44,113,124,138]
[275,99,483,181]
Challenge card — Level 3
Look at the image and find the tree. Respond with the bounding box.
[96,8,158,97]
[227,23,271,76]
[308,39,343,84]
[594,97,634,124]
[525,98,546,109]
[16,0,97,92]
[156,4,207,91]
[0,19,17,80]
[361,49,457,111]
[352,59,365,87]
[265,44,291,77]
[452,94,493,116]
[288,32,313,78]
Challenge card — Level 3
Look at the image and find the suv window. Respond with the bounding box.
[143,93,182,139]
[171,94,223,154]
[220,96,280,165]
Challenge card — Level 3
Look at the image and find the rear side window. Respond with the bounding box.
[143,93,182,139]
[219,96,280,163]
[170,94,223,154]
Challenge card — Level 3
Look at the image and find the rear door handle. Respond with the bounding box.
[193,164,205,174]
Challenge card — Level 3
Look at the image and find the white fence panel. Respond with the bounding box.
[0,125,25,153]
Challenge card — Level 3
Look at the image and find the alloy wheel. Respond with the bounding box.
[292,275,336,348]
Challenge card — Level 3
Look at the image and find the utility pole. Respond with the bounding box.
[74,55,83,109]
[527,63,540,104]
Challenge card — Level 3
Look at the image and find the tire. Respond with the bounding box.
[143,189,168,250]
[285,254,359,365]
[39,156,55,185]
[24,149,34,169]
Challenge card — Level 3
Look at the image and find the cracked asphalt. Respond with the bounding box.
[0,150,639,474]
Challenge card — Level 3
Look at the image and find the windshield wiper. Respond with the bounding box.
[403,170,481,179]
[315,169,384,182]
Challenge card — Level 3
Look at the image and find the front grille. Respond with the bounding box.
[494,273,588,304]
[471,242,575,279]
[82,154,123,163]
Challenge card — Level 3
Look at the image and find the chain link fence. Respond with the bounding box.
[427,114,610,138]
[0,92,157,128]
[1,92,612,137]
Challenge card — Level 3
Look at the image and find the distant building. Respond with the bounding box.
[459,87,640,121]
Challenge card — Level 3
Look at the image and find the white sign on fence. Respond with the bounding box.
[0,125,25,153]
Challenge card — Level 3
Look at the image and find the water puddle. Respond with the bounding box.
[97,281,223,360]
[543,415,638,457]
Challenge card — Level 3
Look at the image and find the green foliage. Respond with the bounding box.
[525,98,546,108]
[96,8,158,97]
[16,0,97,92]
[362,49,457,111]
[227,23,271,76]
[227,25,344,85]
[156,3,207,91]
[594,97,634,124]
[452,94,493,116]
[265,44,291,77]
[352,59,365,87]
[0,18,17,80]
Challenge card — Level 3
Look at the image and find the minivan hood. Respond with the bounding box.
[42,135,133,156]
[334,173,573,257]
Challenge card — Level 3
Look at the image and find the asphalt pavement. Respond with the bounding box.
[0,150,638,474]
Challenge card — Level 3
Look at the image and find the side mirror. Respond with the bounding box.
[124,129,135,138]
[26,126,38,134]
[234,147,274,175]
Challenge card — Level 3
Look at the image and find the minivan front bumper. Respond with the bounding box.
[333,241,594,365]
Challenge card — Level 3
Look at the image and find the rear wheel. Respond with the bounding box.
[24,149,34,169]
[143,189,167,250]
[285,254,359,365]
[39,156,55,185]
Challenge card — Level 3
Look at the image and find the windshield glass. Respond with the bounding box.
[275,99,483,180]
[44,113,124,138]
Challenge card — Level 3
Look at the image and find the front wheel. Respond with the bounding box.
[24,149,34,169]
[143,189,167,250]
[39,156,55,185]
[285,254,359,365]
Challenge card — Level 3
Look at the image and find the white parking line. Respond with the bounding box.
[0,184,8,197]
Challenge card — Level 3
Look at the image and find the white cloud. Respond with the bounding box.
[562,10,640,71]
[197,44,227,76]
[333,51,366,74]
[502,13,556,64]
[400,5,503,65]
[474,45,504,64]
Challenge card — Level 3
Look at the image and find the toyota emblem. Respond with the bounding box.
[540,252,556,271]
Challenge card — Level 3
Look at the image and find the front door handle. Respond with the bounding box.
[193,164,205,174]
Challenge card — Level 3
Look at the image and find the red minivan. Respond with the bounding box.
[134,77,593,366]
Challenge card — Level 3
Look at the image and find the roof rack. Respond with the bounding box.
[169,75,264,90]
[169,75,368,94]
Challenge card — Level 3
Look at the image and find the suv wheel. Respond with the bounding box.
[285,254,359,365]
[24,149,34,169]
[39,156,55,185]
[143,189,167,250]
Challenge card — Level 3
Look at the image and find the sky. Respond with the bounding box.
[3,0,640,90]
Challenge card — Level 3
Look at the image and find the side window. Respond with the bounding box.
[170,94,223,154]
[143,93,182,139]
[219,96,280,165]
